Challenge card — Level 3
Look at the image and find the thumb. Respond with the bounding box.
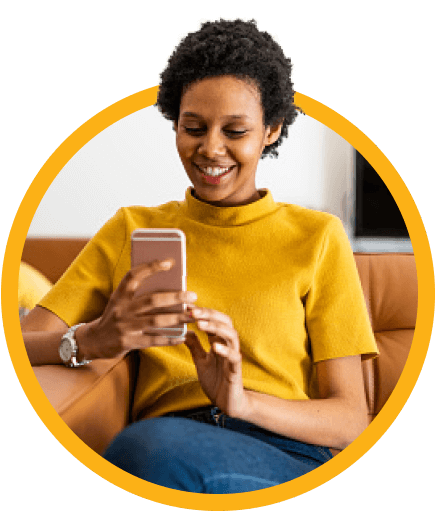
[184,331,207,361]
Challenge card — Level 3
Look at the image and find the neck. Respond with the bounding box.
[183,187,277,226]
[191,189,263,207]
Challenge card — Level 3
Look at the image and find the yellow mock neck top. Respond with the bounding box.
[39,188,378,420]
[181,187,278,225]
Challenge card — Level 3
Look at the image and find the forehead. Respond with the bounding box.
[179,76,263,121]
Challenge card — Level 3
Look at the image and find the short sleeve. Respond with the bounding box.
[305,216,379,363]
[38,208,127,327]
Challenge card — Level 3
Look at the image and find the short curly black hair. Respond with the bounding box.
[156,19,299,158]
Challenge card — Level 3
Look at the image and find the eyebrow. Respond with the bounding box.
[180,112,251,121]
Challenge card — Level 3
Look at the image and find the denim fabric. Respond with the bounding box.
[103,407,333,494]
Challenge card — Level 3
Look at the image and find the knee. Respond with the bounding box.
[103,418,171,470]
[102,418,201,489]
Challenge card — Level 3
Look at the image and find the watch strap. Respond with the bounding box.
[61,323,92,368]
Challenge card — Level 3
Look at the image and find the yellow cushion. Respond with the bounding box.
[18,262,52,311]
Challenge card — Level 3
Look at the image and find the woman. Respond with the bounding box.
[22,19,378,493]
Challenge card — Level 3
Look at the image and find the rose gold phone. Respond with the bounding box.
[131,229,187,338]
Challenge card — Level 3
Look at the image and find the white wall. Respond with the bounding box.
[28,105,412,252]
[28,107,336,236]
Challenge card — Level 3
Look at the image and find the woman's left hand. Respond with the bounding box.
[184,307,251,418]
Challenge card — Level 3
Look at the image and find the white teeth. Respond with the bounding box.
[199,166,231,176]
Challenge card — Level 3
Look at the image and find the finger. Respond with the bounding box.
[115,313,192,332]
[127,292,197,323]
[142,312,194,328]
[121,333,186,351]
[184,331,208,361]
[189,307,233,327]
[212,342,242,375]
[147,290,197,310]
[146,335,186,346]
[196,319,239,350]
[119,259,175,297]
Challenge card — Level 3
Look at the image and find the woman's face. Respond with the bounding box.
[175,75,282,206]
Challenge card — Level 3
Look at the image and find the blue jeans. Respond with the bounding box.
[102,407,333,494]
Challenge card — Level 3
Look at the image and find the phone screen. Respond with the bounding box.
[131,229,186,337]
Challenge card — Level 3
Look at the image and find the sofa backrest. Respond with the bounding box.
[22,238,89,284]
[354,253,417,419]
[22,238,417,421]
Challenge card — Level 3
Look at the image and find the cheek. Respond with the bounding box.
[176,135,194,160]
[235,138,265,164]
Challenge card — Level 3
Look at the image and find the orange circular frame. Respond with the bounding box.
[2,87,434,510]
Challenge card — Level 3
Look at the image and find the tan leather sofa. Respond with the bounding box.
[21,238,417,456]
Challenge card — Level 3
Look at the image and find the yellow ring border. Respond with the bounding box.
[2,87,434,510]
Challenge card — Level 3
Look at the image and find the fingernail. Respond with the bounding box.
[160,258,173,269]
[186,292,197,302]
[214,343,225,354]
[187,307,198,317]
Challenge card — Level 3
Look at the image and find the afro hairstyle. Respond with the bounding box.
[156,19,299,158]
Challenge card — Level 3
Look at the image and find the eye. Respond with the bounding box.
[183,126,248,138]
[184,127,205,136]
[225,130,247,138]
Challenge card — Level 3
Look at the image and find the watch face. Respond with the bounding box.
[59,338,72,362]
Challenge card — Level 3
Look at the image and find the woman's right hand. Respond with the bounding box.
[77,258,197,360]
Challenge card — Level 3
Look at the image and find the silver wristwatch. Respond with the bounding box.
[59,323,92,368]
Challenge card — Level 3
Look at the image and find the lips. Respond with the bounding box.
[193,162,235,184]
[194,162,235,174]
[200,166,231,176]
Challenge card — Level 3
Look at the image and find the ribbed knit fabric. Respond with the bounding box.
[39,188,378,420]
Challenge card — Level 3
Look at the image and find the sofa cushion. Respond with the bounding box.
[33,353,138,454]
[354,253,416,417]
[19,262,53,311]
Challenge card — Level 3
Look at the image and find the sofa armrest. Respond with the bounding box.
[33,352,138,454]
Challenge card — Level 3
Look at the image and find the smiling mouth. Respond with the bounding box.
[193,163,236,184]
[194,163,235,177]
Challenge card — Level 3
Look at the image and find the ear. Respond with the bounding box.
[173,121,178,132]
[264,121,283,146]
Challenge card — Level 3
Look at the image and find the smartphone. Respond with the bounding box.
[131,228,187,338]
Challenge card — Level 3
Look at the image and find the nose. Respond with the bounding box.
[197,128,226,158]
